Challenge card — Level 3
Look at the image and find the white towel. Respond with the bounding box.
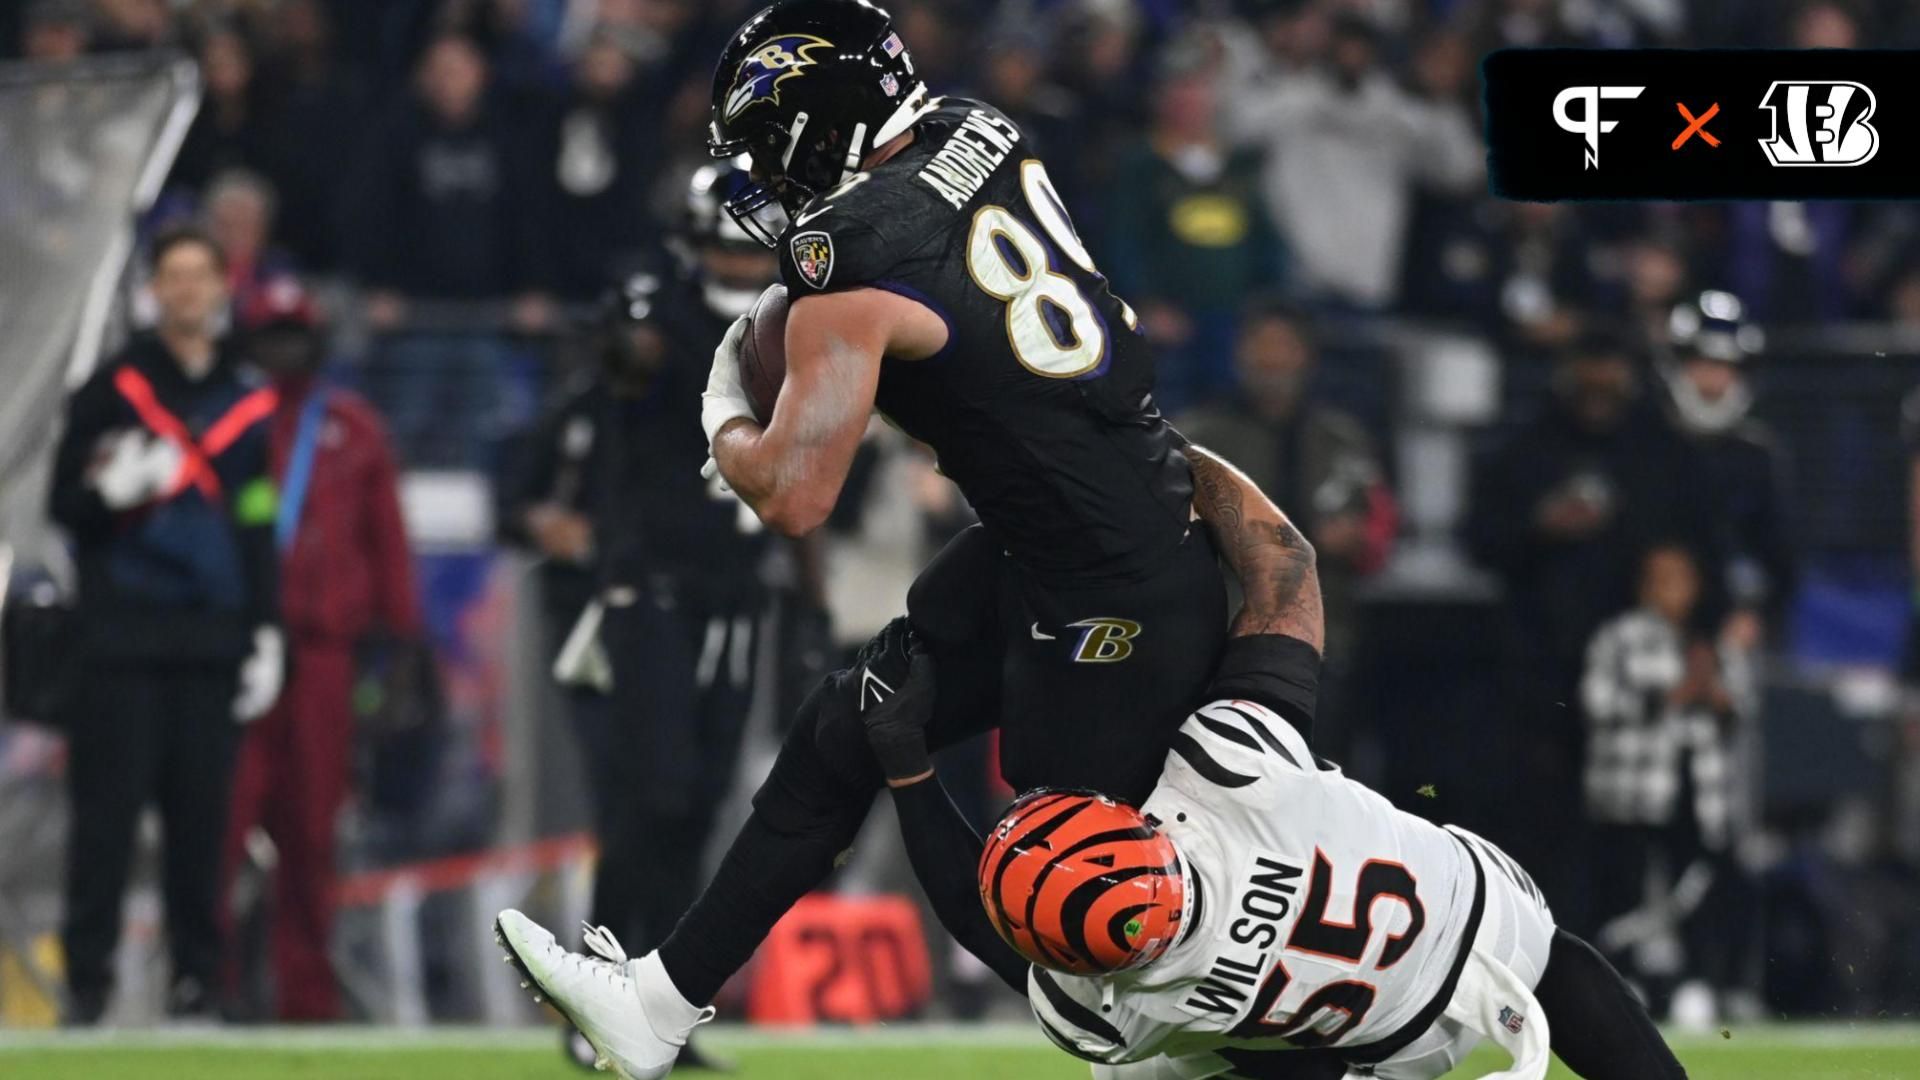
[552,599,613,692]
[1441,949,1552,1080]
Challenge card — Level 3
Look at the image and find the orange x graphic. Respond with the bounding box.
[1673,102,1721,150]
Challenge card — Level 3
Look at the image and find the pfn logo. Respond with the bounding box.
[1758,81,1879,167]
[1553,86,1645,170]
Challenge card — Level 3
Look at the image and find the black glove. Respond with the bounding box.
[860,619,937,783]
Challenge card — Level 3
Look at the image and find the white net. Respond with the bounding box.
[0,51,197,1025]
[0,52,199,563]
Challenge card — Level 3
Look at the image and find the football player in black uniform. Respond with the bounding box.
[496,5,1230,1075]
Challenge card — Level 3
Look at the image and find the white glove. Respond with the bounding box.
[233,625,286,723]
[701,315,757,449]
[91,430,184,510]
[552,600,613,693]
[700,455,732,494]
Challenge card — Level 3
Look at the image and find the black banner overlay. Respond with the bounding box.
[1485,49,1916,200]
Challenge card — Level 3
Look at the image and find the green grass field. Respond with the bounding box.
[4,1024,1919,1079]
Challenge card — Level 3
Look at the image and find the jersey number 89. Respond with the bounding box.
[966,162,1111,379]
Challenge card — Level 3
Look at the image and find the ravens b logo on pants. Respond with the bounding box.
[1068,618,1142,663]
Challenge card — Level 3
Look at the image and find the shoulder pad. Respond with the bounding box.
[1028,968,1130,1064]
[1168,700,1312,792]
[779,195,894,294]
[778,103,1007,292]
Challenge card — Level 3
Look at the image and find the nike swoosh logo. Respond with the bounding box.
[794,204,832,227]
[859,667,894,712]
[1030,623,1057,641]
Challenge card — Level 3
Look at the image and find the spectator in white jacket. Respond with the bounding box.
[1579,542,1757,1027]
[1225,13,1482,308]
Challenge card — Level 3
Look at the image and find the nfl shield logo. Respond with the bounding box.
[881,72,900,97]
[1499,1006,1526,1034]
[791,230,835,290]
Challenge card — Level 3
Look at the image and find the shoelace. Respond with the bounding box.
[575,923,719,1036]
[581,922,630,966]
[562,922,632,989]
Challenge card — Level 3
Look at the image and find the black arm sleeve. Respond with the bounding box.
[229,420,280,629]
[493,428,541,551]
[889,776,1030,994]
[495,392,575,551]
[47,369,120,541]
[237,516,280,628]
[1533,929,1687,1079]
[1206,633,1321,742]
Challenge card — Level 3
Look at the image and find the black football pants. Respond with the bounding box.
[659,525,1227,1003]
[578,586,756,955]
[63,656,240,1005]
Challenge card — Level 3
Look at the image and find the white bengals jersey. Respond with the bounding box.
[1027,699,1552,1070]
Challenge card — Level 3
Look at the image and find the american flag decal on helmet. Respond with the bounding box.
[881,32,904,58]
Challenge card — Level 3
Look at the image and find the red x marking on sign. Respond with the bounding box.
[1673,102,1721,149]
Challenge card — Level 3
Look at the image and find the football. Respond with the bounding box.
[740,283,789,423]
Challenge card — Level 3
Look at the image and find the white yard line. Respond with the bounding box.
[2,1021,1918,1054]
[0,1022,1050,1054]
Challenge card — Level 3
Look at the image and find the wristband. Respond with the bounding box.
[1206,634,1322,737]
[871,731,932,785]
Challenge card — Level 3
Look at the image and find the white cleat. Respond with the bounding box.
[494,909,713,1080]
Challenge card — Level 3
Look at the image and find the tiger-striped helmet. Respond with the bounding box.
[977,789,1189,975]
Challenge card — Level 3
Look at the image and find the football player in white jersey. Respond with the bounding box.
[860,449,1688,1080]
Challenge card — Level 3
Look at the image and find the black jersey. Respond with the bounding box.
[776,98,1193,585]
[546,290,770,595]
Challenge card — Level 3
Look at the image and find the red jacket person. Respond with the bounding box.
[220,277,420,1020]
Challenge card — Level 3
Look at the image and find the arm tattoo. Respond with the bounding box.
[1189,447,1325,651]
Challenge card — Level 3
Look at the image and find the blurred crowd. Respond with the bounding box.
[8,0,1920,1036]
[12,0,1920,357]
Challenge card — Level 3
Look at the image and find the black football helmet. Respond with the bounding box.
[1667,289,1762,364]
[707,0,930,247]
[603,268,665,329]
[1663,289,1763,434]
[685,155,770,254]
[596,268,671,390]
[682,155,782,320]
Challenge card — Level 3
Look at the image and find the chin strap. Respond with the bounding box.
[841,121,869,181]
[789,84,936,198]
[780,111,810,172]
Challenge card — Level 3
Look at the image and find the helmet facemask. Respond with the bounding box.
[708,115,811,247]
[684,155,782,314]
